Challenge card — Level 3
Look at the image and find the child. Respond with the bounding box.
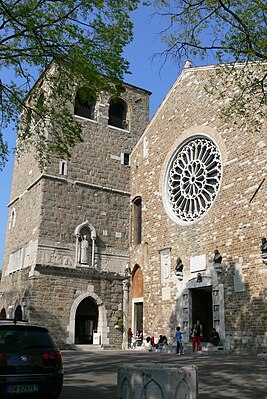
[175,326,184,354]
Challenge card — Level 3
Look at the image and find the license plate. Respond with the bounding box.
[7,384,39,393]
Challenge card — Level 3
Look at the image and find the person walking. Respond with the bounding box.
[127,328,133,349]
[191,320,203,352]
[175,326,184,354]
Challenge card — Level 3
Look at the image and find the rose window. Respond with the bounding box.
[166,136,222,223]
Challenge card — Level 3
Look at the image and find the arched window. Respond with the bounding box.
[74,87,96,120]
[108,98,128,129]
[9,208,16,230]
[0,308,6,320]
[34,92,45,125]
[132,196,142,245]
[14,305,23,321]
[27,92,45,129]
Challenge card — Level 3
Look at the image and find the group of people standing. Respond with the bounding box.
[128,321,220,353]
[176,320,220,353]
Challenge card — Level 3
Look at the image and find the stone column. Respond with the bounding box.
[122,279,130,349]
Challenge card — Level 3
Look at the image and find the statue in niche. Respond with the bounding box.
[175,257,184,280]
[80,235,90,264]
[213,249,222,264]
[260,237,267,253]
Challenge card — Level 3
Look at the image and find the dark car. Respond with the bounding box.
[0,320,63,398]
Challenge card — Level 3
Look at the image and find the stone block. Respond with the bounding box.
[117,363,198,399]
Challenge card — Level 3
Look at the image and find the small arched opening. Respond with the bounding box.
[75,297,99,344]
[0,308,6,320]
[132,196,142,245]
[14,305,23,321]
[108,97,128,129]
[74,87,96,120]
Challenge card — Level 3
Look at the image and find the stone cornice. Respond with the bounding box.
[34,263,126,281]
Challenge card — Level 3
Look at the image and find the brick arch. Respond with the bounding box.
[66,288,109,345]
[132,265,143,298]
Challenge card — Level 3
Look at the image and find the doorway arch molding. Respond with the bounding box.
[187,275,212,289]
[66,289,109,345]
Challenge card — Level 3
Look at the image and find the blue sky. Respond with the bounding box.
[0,3,200,267]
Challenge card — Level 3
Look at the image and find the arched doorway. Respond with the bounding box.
[132,265,144,335]
[75,297,98,344]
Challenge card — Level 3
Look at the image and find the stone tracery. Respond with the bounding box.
[167,137,222,222]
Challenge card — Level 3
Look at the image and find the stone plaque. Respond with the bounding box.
[190,254,206,273]
[160,248,171,283]
[162,287,171,301]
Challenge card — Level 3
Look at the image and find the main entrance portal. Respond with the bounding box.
[75,297,98,344]
[191,286,213,341]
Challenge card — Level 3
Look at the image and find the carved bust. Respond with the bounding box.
[260,237,267,253]
[213,249,222,264]
[175,257,184,274]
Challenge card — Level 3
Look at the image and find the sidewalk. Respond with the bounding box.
[62,348,267,399]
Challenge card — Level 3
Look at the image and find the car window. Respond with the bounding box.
[0,329,54,350]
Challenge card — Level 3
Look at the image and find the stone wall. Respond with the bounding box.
[0,265,125,347]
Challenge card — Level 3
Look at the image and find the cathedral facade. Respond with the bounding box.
[129,64,266,354]
[0,63,266,353]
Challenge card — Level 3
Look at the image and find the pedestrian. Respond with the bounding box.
[175,326,184,354]
[133,329,143,348]
[127,327,133,349]
[191,320,203,352]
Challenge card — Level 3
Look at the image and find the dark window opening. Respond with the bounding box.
[108,98,128,129]
[133,197,142,245]
[123,153,130,166]
[14,305,23,321]
[59,160,68,176]
[36,93,45,115]
[0,308,6,319]
[74,87,96,120]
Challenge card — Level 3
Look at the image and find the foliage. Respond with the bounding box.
[148,0,267,126]
[0,0,140,170]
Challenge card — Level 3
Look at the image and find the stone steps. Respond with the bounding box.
[73,344,104,351]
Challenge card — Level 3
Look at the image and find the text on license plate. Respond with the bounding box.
[7,384,39,393]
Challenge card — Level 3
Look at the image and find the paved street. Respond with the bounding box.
[60,349,267,399]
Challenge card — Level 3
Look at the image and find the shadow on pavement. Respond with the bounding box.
[61,350,267,399]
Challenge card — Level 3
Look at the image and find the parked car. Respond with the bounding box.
[0,319,63,398]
